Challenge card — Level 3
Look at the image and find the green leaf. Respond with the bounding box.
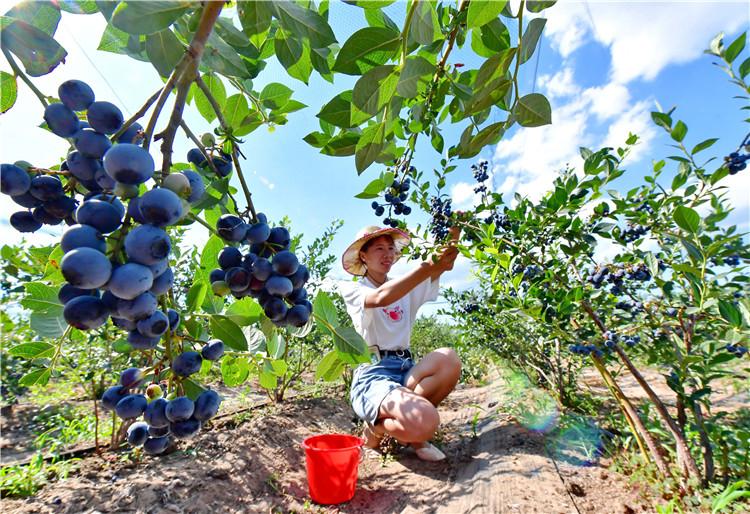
[19,368,51,387]
[30,310,66,338]
[318,90,357,128]
[145,29,183,78]
[397,56,434,98]
[671,120,688,142]
[210,315,248,351]
[469,122,505,154]
[214,17,249,47]
[355,177,386,199]
[724,32,746,64]
[225,297,262,326]
[260,82,293,109]
[271,1,336,49]
[718,300,743,328]
[203,31,249,78]
[673,205,700,233]
[355,121,387,173]
[519,18,546,64]
[739,56,750,80]
[651,111,672,130]
[258,368,277,389]
[315,350,347,381]
[1,71,18,114]
[313,291,338,336]
[303,131,330,148]
[111,1,191,35]
[266,332,286,360]
[691,138,718,155]
[408,0,439,45]
[471,18,510,57]
[5,1,61,36]
[222,94,250,130]
[526,1,557,13]
[186,281,208,313]
[333,27,401,75]
[181,378,207,400]
[221,356,250,387]
[0,17,67,77]
[194,236,224,292]
[514,93,551,127]
[97,24,148,61]
[352,64,399,117]
[194,73,226,124]
[364,6,399,31]
[467,0,507,29]
[321,131,360,156]
[238,0,272,36]
[331,325,369,357]
[21,282,62,313]
[8,342,55,359]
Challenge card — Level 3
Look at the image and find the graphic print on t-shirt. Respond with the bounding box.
[382,305,403,322]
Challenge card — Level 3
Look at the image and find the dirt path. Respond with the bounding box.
[2,376,650,514]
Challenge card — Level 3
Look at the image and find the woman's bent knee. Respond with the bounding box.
[437,347,462,378]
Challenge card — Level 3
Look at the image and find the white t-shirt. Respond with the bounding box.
[338,275,440,351]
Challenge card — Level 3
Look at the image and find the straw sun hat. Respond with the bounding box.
[341,225,411,276]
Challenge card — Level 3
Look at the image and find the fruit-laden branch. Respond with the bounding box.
[194,75,257,221]
[1,47,48,107]
[156,1,224,176]
[581,300,703,483]
[142,56,192,152]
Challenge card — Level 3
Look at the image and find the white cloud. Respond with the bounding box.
[493,98,591,201]
[600,100,657,162]
[583,82,631,121]
[450,182,478,210]
[539,67,581,100]
[545,2,749,84]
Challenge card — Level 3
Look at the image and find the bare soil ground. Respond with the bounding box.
[1,374,653,514]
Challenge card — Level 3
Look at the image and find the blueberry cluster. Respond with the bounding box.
[484,211,511,229]
[587,263,651,294]
[101,358,223,455]
[723,255,741,266]
[371,177,412,227]
[568,344,603,357]
[472,161,489,194]
[636,203,654,215]
[725,344,748,358]
[428,196,453,241]
[186,135,232,178]
[210,213,312,328]
[3,163,78,232]
[724,153,749,175]
[1,80,150,233]
[615,300,644,313]
[621,224,649,243]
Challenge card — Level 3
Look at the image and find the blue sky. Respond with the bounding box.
[1,1,748,312]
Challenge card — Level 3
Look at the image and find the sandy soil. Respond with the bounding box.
[1,374,654,514]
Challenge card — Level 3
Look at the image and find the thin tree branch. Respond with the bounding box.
[194,75,257,220]
[111,87,162,143]
[155,1,224,177]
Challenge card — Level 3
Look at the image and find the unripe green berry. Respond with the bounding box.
[201,132,215,147]
[146,383,163,401]
[14,160,33,171]
[212,280,230,296]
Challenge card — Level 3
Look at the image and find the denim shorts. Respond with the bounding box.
[350,355,415,425]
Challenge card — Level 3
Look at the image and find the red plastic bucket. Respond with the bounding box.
[301,434,364,504]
